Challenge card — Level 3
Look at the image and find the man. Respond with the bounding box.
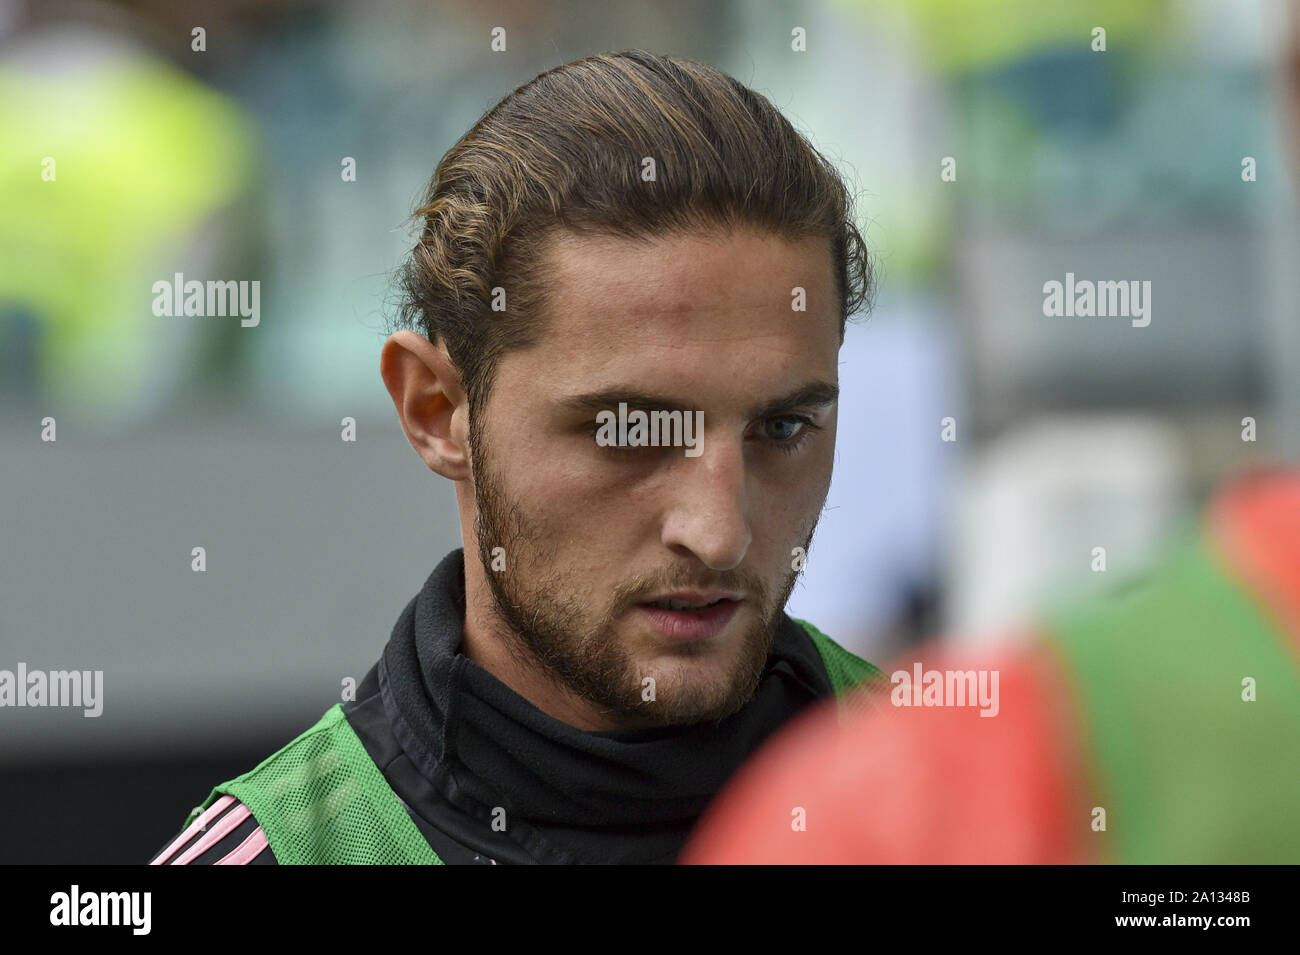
[149,49,883,865]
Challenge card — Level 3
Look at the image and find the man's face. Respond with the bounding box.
[470,227,841,728]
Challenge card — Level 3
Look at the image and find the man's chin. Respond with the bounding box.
[627,653,766,727]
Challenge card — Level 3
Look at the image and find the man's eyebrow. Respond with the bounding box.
[559,381,839,419]
[750,381,839,419]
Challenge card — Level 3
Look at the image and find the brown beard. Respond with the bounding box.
[467,414,812,728]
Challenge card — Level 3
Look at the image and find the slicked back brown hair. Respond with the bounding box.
[392,49,873,421]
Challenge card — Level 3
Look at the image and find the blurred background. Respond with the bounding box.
[1,0,1297,862]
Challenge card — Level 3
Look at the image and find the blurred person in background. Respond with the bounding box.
[683,466,1300,863]
[0,0,259,422]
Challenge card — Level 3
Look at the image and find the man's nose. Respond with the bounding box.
[659,433,751,571]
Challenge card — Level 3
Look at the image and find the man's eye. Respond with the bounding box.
[762,415,808,442]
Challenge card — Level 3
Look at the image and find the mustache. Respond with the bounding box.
[616,571,771,607]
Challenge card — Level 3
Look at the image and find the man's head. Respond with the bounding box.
[382,51,873,730]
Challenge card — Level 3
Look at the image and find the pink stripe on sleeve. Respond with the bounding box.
[150,795,237,865]
[170,803,252,865]
[215,826,270,865]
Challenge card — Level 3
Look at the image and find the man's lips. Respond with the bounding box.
[633,596,743,641]
[637,589,746,608]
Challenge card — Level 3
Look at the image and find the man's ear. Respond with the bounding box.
[380,330,471,481]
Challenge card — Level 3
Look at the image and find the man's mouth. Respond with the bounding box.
[634,594,744,640]
[644,597,728,611]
